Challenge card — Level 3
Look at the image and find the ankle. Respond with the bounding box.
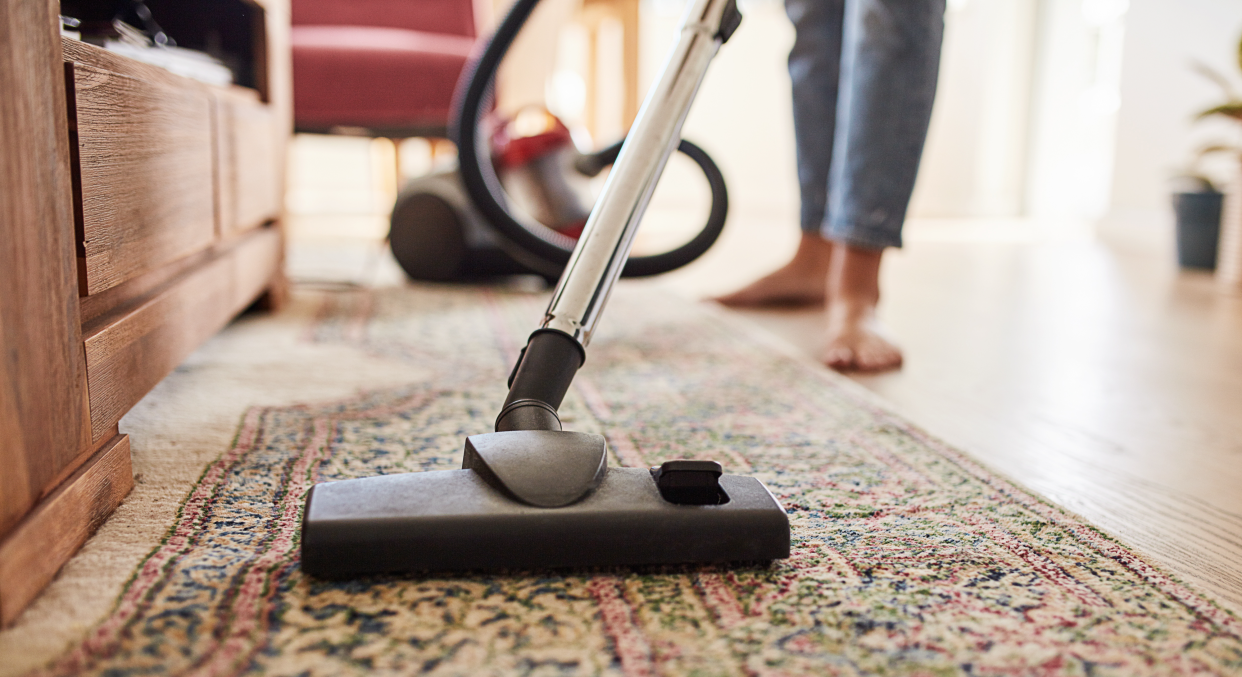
[790,233,834,273]
[826,293,876,324]
[827,243,882,296]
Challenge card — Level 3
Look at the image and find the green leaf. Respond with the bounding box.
[1196,102,1242,122]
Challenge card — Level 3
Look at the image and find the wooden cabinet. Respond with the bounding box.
[0,0,290,626]
[72,61,218,294]
[217,90,284,236]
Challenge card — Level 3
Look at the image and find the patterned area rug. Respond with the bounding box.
[9,284,1242,676]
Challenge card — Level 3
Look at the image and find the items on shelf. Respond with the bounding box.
[66,0,235,87]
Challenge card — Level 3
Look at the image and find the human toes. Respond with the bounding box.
[714,284,777,307]
[822,342,857,371]
[714,281,824,308]
[853,337,902,372]
[713,288,757,306]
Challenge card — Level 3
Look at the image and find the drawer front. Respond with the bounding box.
[216,93,281,236]
[83,228,280,440]
[73,63,217,295]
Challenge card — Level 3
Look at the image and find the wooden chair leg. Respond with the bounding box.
[620,0,639,130]
[392,136,405,193]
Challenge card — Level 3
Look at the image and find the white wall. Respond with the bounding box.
[639,0,800,221]
[1105,0,1242,231]
[638,0,1062,222]
[917,0,1242,228]
[1024,0,1126,220]
[910,0,1040,218]
[639,0,1047,222]
[288,0,1242,242]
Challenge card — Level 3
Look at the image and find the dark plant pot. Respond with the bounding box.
[1172,191,1223,270]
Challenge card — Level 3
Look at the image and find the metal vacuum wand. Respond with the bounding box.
[496,0,742,433]
[544,0,740,347]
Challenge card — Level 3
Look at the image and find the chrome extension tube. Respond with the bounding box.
[541,0,740,347]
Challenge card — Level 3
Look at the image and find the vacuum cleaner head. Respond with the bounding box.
[302,431,789,577]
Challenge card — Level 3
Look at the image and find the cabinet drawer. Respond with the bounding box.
[73,63,217,295]
[82,228,280,440]
[216,92,281,236]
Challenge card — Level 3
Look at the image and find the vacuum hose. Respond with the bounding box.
[452,0,730,278]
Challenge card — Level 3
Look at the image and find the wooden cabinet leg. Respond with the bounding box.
[254,255,289,312]
[0,433,133,627]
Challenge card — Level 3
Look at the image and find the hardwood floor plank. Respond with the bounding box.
[710,231,1242,615]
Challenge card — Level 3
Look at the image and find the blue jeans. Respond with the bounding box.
[787,0,945,249]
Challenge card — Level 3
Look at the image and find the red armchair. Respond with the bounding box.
[291,0,480,137]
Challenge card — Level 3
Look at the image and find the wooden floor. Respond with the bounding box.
[672,220,1242,615]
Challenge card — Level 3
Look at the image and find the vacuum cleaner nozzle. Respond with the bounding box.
[301,431,789,577]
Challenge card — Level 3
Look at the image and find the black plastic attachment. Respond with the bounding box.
[716,0,743,43]
[496,329,585,432]
[494,398,562,432]
[652,460,727,505]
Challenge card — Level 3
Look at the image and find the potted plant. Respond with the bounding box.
[1189,35,1242,278]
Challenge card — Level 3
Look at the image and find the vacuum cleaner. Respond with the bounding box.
[301,0,790,576]
[387,1,731,282]
[389,131,729,282]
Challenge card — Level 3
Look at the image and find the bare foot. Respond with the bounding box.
[714,233,834,307]
[823,306,903,371]
[821,245,903,372]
